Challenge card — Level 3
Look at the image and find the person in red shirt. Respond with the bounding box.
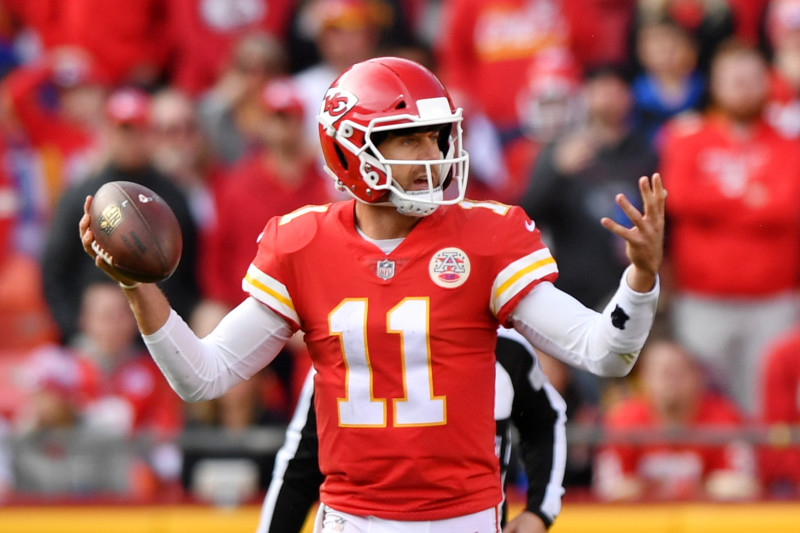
[71,281,183,438]
[56,0,169,88]
[660,41,800,414]
[79,57,665,530]
[166,0,296,96]
[561,0,635,71]
[201,77,332,312]
[436,0,571,136]
[758,325,800,496]
[594,337,759,501]
[12,280,183,497]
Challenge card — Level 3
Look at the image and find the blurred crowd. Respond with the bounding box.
[0,0,800,507]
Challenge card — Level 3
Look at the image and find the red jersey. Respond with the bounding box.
[437,0,570,129]
[598,394,754,498]
[243,199,557,519]
[166,0,295,96]
[202,153,331,307]
[76,352,184,437]
[59,0,169,85]
[760,327,800,486]
[661,115,800,296]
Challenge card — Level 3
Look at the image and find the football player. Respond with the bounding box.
[79,57,665,532]
[256,327,567,533]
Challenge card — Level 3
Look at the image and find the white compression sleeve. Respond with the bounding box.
[510,266,659,377]
[143,297,294,402]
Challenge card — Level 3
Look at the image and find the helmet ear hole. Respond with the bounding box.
[334,143,349,170]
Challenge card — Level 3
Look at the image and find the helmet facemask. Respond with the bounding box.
[322,96,470,217]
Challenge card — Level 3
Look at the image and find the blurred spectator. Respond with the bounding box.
[41,87,200,345]
[562,0,637,71]
[11,281,183,497]
[0,156,57,351]
[293,0,390,149]
[197,31,288,165]
[758,324,800,497]
[498,48,584,205]
[0,47,107,213]
[632,17,706,146]
[150,87,220,236]
[660,41,800,413]
[631,0,735,75]
[199,78,331,427]
[437,0,571,136]
[56,0,168,88]
[202,78,331,313]
[521,63,658,312]
[166,0,296,96]
[11,344,128,495]
[72,281,183,440]
[594,338,759,501]
[763,0,800,138]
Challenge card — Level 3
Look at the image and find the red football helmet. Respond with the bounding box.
[318,57,469,216]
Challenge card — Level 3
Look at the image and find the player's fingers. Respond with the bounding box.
[79,212,89,234]
[639,174,658,216]
[600,216,632,240]
[642,173,667,218]
[80,196,93,237]
[652,172,668,214]
[616,193,645,226]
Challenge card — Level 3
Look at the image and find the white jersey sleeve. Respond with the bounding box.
[143,297,293,401]
[510,266,659,377]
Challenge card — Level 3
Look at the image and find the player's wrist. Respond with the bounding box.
[119,280,140,290]
[626,265,657,293]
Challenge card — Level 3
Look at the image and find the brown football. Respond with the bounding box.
[89,181,182,283]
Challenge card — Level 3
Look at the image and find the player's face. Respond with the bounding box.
[376,128,445,192]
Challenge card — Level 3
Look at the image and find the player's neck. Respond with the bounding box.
[354,201,421,240]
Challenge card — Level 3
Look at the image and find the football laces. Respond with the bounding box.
[91,240,114,266]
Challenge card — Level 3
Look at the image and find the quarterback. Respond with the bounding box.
[79,57,665,532]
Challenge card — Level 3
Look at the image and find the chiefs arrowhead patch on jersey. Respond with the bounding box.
[429,247,470,288]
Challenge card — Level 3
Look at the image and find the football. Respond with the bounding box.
[89,181,182,283]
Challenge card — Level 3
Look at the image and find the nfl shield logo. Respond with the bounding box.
[377,259,395,280]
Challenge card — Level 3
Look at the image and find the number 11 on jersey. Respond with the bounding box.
[330,298,447,428]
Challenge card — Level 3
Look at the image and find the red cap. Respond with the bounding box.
[260,79,304,117]
[105,88,151,126]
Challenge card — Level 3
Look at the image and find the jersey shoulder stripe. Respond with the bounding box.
[243,264,300,326]
[492,248,557,316]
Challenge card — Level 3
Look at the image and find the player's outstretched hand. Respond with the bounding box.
[503,511,547,533]
[600,172,667,293]
[78,195,139,288]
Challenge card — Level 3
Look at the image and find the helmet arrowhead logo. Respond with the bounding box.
[319,88,358,127]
